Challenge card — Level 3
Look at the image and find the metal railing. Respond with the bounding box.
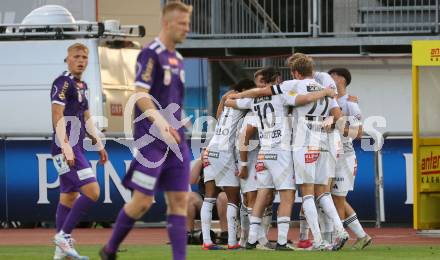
[168,0,440,38]
[320,0,440,35]
[178,0,311,37]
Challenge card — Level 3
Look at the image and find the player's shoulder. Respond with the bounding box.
[53,71,74,86]
[139,39,164,59]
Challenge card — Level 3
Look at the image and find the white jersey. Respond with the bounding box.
[208,106,246,151]
[337,94,362,154]
[313,71,337,91]
[235,111,259,152]
[275,79,339,150]
[236,88,296,150]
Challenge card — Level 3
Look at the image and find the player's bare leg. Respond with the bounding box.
[275,189,295,250]
[200,180,222,249]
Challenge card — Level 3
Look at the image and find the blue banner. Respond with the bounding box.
[0,138,413,223]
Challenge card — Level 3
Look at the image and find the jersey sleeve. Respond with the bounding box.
[315,71,338,93]
[243,112,258,128]
[50,76,71,106]
[274,81,299,106]
[236,98,253,109]
[329,98,340,110]
[135,49,159,90]
[348,101,362,124]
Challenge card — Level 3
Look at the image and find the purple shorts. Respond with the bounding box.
[123,142,190,196]
[52,147,96,193]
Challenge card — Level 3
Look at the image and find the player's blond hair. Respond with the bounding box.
[291,56,314,77]
[67,43,89,54]
[286,52,307,69]
[162,1,193,17]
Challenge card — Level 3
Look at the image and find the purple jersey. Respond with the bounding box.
[50,71,89,155]
[134,38,186,149]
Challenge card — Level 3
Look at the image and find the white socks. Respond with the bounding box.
[227,203,239,246]
[299,210,309,241]
[201,198,216,244]
[317,193,344,232]
[277,216,290,245]
[248,216,262,244]
[344,213,366,238]
[317,205,334,243]
[239,206,251,245]
[302,195,322,243]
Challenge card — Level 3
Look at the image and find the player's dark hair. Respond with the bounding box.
[328,67,352,86]
[254,67,281,84]
[232,78,256,92]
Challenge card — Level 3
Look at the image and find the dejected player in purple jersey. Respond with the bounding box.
[51,43,108,260]
[101,2,193,260]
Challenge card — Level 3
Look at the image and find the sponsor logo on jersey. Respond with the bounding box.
[142,58,154,82]
[306,84,322,92]
[263,154,278,160]
[305,152,320,163]
[207,151,220,158]
[254,96,272,104]
[58,81,69,100]
[255,162,266,172]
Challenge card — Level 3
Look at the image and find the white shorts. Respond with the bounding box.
[327,131,343,178]
[331,152,357,196]
[203,149,239,187]
[293,147,332,185]
[238,149,258,193]
[255,150,295,191]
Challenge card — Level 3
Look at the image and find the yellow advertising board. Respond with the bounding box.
[412,40,440,66]
[412,40,440,229]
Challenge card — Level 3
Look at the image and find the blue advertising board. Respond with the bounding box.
[0,137,413,224]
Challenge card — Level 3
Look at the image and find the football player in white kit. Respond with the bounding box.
[287,53,340,247]
[236,68,279,248]
[229,57,349,251]
[201,79,256,250]
[226,66,336,250]
[328,68,372,249]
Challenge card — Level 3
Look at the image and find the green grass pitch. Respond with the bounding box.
[0,245,439,259]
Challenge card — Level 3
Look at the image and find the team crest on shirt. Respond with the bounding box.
[180,70,185,83]
[163,67,172,85]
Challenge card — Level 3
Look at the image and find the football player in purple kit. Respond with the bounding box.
[51,43,108,260]
[100,2,192,260]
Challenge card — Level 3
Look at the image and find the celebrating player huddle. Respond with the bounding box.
[200,54,371,251]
